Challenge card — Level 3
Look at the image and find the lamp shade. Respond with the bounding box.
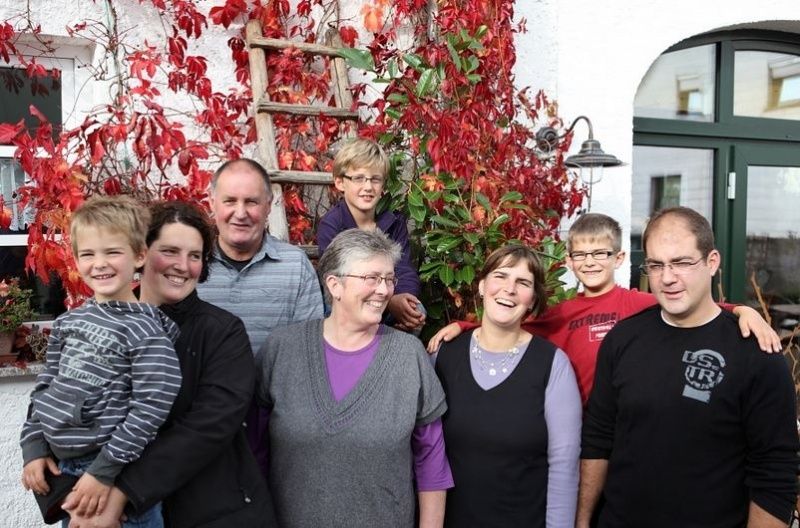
[565,138,623,168]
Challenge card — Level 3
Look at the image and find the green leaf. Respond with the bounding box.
[463,232,479,245]
[474,25,488,39]
[464,55,479,73]
[419,260,443,273]
[466,73,482,83]
[402,53,425,71]
[409,203,426,223]
[438,265,455,286]
[436,237,462,253]
[475,192,491,211]
[490,213,510,228]
[446,40,461,70]
[431,215,460,228]
[338,48,375,72]
[462,265,475,284]
[387,92,408,104]
[500,191,523,203]
[388,58,398,78]
[385,107,402,120]
[407,188,424,207]
[416,68,436,97]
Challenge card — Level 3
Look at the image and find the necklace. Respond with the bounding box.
[471,332,521,376]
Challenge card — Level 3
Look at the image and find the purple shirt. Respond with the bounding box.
[317,200,421,296]
[324,330,453,491]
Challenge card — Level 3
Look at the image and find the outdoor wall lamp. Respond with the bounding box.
[535,115,623,211]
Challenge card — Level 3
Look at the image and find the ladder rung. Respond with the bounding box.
[267,169,333,184]
[248,36,342,58]
[257,100,358,120]
[299,244,320,259]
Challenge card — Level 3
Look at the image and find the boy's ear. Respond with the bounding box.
[613,250,626,270]
[134,248,147,269]
[333,176,346,193]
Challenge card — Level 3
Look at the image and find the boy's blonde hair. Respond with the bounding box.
[70,195,150,255]
[332,138,390,180]
[567,213,622,253]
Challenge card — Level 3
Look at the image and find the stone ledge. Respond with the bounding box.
[0,362,45,379]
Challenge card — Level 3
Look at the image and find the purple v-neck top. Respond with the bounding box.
[324,330,453,491]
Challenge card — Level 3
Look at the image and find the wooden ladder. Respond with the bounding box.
[245,20,357,255]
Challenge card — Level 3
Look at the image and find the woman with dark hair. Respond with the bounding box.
[435,244,582,528]
[257,228,452,528]
[66,201,276,528]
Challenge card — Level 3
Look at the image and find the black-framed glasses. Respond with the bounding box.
[341,274,398,288]
[639,257,705,276]
[569,250,616,261]
[341,174,385,185]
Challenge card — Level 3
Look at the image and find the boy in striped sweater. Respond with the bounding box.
[20,196,180,527]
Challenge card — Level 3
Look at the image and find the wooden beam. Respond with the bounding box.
[256,100,358,120]
[248,36,341,57]
[266,170,333,184]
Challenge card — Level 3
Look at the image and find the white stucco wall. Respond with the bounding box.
[0,373,47,528]
[516,0,800,288]
[1,1,799,525]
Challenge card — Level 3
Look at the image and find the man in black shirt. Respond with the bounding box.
[577,206,798,528]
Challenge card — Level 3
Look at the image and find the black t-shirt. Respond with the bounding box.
[582,306,798,527]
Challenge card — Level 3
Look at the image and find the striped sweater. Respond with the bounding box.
[20,299,181,484]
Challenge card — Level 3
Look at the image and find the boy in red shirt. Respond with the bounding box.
[427,213,780,404]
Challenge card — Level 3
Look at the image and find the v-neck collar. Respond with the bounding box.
[308,321,398,433]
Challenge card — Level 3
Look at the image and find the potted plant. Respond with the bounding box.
[0,278,35,365]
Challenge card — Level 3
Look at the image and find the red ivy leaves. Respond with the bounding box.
[209,0,248,29]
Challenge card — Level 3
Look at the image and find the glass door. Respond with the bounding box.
[731,145,800,325]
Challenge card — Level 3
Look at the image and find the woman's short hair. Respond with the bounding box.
[70,195,150,255]
[146,201,215,283]
[478,244,548,317]
[317,228,401,304]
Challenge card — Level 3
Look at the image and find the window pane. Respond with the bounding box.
[630,146,714,289]
[635,45,715,122]
[0,66,62,138]
[0,158,31,232]
[734,51,800,120]
[745,166,800,309]
[0,247,66,320]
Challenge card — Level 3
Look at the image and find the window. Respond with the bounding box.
[633,29,800,305]
[0,47,89,318]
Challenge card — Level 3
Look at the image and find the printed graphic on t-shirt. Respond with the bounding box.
[567,312,619,342]
[681,349,726,403]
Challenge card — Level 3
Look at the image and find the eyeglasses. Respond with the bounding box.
[341,174,385,186]
[639,257,704,276]
[569,250,616,261]
[341,274,398,288]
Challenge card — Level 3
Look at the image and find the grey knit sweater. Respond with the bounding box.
[257,320,446,528]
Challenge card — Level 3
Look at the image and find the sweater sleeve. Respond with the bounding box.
[388,213,421,296]
[19,318,63,464]
[116,317,254,512]
[316,208,341,256]
[544,350,582,528]
[742,352,799,523]
[88,331,182,484]
[581,334,618,460]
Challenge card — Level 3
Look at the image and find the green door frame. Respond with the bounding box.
[633,31,800,302]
